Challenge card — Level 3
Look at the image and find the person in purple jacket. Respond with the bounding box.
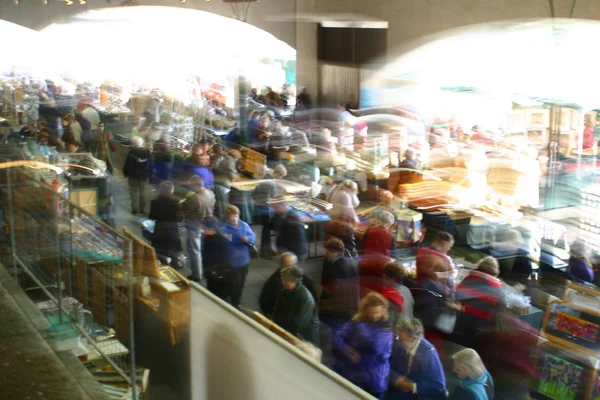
[221,204,256,309]
[568,240,595,283]
[386,318,446,400]
[334,292,394,399]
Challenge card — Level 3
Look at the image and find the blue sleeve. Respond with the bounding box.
[244,222,257,243]
[388,346,407,386]
[416,348,446,396]
[372,329,394,359]
[333,322,354,354]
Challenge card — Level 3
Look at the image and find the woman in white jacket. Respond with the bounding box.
[328,180,360,224]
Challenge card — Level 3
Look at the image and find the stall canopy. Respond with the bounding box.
[374,18,600,110]
[41,6,296,91]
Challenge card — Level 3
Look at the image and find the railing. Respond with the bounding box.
[0,158,138,399]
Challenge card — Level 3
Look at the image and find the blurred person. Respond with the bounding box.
[398,148,419,170]
[449,348,494,400]
[61,113,81,144]
[75,111,94,153]
[248,88,259,102]
[416,231,455,288]
[328,179,359,224]
[211,144,239,220]
[149,181,183,269]
[259,252,318,317]
[414,233,461,356]
[364,211,396,258]
[383,262,414,320]
[568,240,595,283]
[455,257,506,342]
[224,127,241,149]
[65,140,83,154]
[333,292,394,399]
[272,265,320,346]
[279,83,292,107]
[320,238,360,330]
[249,115,272,151]
[221,205,256,309]
[187,140,214,189]
[18,122,36,139]
[96,123,114,175]
[387,318,446,400]
[181,176,215,282]
[264,86,284,107]
[123,136,151,214]
[248,110,262,133]
[78,98,100,154]
[151,137,174,185]
[272,199,308,261]
[344,93,358,112]
[296,87,312,110]
[252,164,287,259]
[201,216,232,301]
[325,215,358,259]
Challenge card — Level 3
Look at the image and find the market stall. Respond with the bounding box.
[533,282,600,400]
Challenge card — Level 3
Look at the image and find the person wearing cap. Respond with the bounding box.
[149,181,184,269]
[201,216,232,301]
[272,264,320,346]
[259,252,318,317]
[272,199,308,261]
[252,164,287,259]
[181,176,215,282]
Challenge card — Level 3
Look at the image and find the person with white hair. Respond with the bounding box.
[449,348,494,400]
[568,240,594,283]
[387,318,446,400]
[123,135,151,214]
[364,210,397,257]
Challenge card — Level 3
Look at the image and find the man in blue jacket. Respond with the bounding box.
[386,318,447,400]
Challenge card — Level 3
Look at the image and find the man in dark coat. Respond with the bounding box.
[259,252,317,317]
[252,164,287,259]
[123,136,151,214]
[201,216,232,301]
[149,181,183,269]
[272,200,308,261]
[272,265,319,346]
[319,237,360,331]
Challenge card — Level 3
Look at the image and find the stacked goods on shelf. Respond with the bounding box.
[358,134,389,173]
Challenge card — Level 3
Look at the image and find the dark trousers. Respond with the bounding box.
[207,278,231,302]
[230,265,249,308]
[128,177,148,214]
[260,213,273,252]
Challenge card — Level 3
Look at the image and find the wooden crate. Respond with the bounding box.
[122,227,160,278]
[153,267,190,327]
[113,287,131,348]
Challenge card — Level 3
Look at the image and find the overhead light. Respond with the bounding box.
[180,0,186,3]
[65,0,74,4]
[42,0,48,4]
[13,0,19,6]
[79,0,86,3]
